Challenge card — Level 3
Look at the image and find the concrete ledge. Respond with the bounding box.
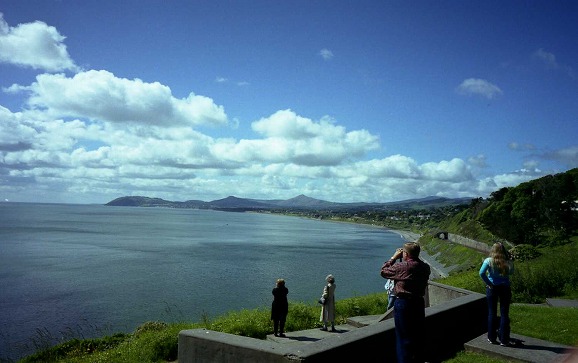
[178,282,487,362]
[179,329,296,363]
[465,333,578,363]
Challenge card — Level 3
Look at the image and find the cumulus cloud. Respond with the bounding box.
[0,13,79,72]
[2,91,547,204]
[508,142,535,151]
[349,156,473,183]
[319,48,334,61]
[0,94,555,204]
[211,109,379,166]
[0,103,384,202]
[9,70,228,127]
[468,154,488,168]
[540,146,578,168]
[533,48,575,78]
[508,142,577,169]
[0,73,570,204]
[456,78,503,99]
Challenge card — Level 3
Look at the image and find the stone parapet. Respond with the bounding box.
[178,282,487,362]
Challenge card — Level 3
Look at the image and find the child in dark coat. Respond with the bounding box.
[271,278,289,337]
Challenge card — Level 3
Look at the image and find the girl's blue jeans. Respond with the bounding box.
[486,284,511,344]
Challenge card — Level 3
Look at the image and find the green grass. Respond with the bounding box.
[20,293,390,363]
[510,305,578,346]
[442,350,516,363]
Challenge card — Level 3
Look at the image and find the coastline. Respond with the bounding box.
[273,213,453,280]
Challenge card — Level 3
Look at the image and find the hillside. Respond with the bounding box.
[443,168,578,246]
[105,194,472,212]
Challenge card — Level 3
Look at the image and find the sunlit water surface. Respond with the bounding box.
[0,203,404,360]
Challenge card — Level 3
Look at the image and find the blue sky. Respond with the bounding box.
[1,1,577,204]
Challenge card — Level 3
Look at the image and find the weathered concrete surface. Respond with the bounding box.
[447,234,491,253]
[546,298,578,308]
[266,323,357,344]
[465,333,578,363]
[179,329,296,363]
[427,281,471,307]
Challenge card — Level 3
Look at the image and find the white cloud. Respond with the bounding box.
[508,142,535,151]
[0,84,571,204]
[420,159,472,182]
[533,48,576,78]
[319,48,334,61]
[522,160,540,170]
[541,146,578,168]
[484,172,537,191]
[245,109,379,165]
[508,142,577,169]
[456,78,503,99]
[533,48,558,69]
[468,154,488,168]
[0,13,79,72]
[11,70,228,127]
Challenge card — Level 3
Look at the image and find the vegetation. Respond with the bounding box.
[20,293,390,362]
[477,169,578,246]
[431,237,578,303]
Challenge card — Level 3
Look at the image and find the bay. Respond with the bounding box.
[0,203,404,361]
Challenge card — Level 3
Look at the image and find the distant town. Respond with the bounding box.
[105,194,474,231]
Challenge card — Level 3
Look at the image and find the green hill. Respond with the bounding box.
[440,168,578,247]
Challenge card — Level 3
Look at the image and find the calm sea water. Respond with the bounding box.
[0,203,404,361]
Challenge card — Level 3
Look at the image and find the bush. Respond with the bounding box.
[134,321,168,336]
[509,244,541,261]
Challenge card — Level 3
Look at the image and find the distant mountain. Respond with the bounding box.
[205,196,273,209]
[274,194,336,208]
[105,194,473,211]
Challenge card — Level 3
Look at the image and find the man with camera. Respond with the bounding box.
[381,242,431,363]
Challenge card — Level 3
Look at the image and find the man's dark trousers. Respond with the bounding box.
[394,297,426,363]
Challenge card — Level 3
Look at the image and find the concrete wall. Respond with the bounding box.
[447,234,491,254]
[178,283,487,363]
[427,280,472,307]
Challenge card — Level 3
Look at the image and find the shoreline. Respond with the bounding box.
[387,229,451,279]
[271,213,453,279]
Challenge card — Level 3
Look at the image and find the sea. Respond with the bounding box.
[0,202,405,361]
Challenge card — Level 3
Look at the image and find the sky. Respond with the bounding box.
[0,1,577,204]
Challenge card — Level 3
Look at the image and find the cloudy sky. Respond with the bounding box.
[1,1,577,204]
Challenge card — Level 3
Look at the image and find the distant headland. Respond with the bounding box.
[105,194,473,212]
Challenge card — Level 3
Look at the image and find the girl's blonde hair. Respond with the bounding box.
[490,242,511,276]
